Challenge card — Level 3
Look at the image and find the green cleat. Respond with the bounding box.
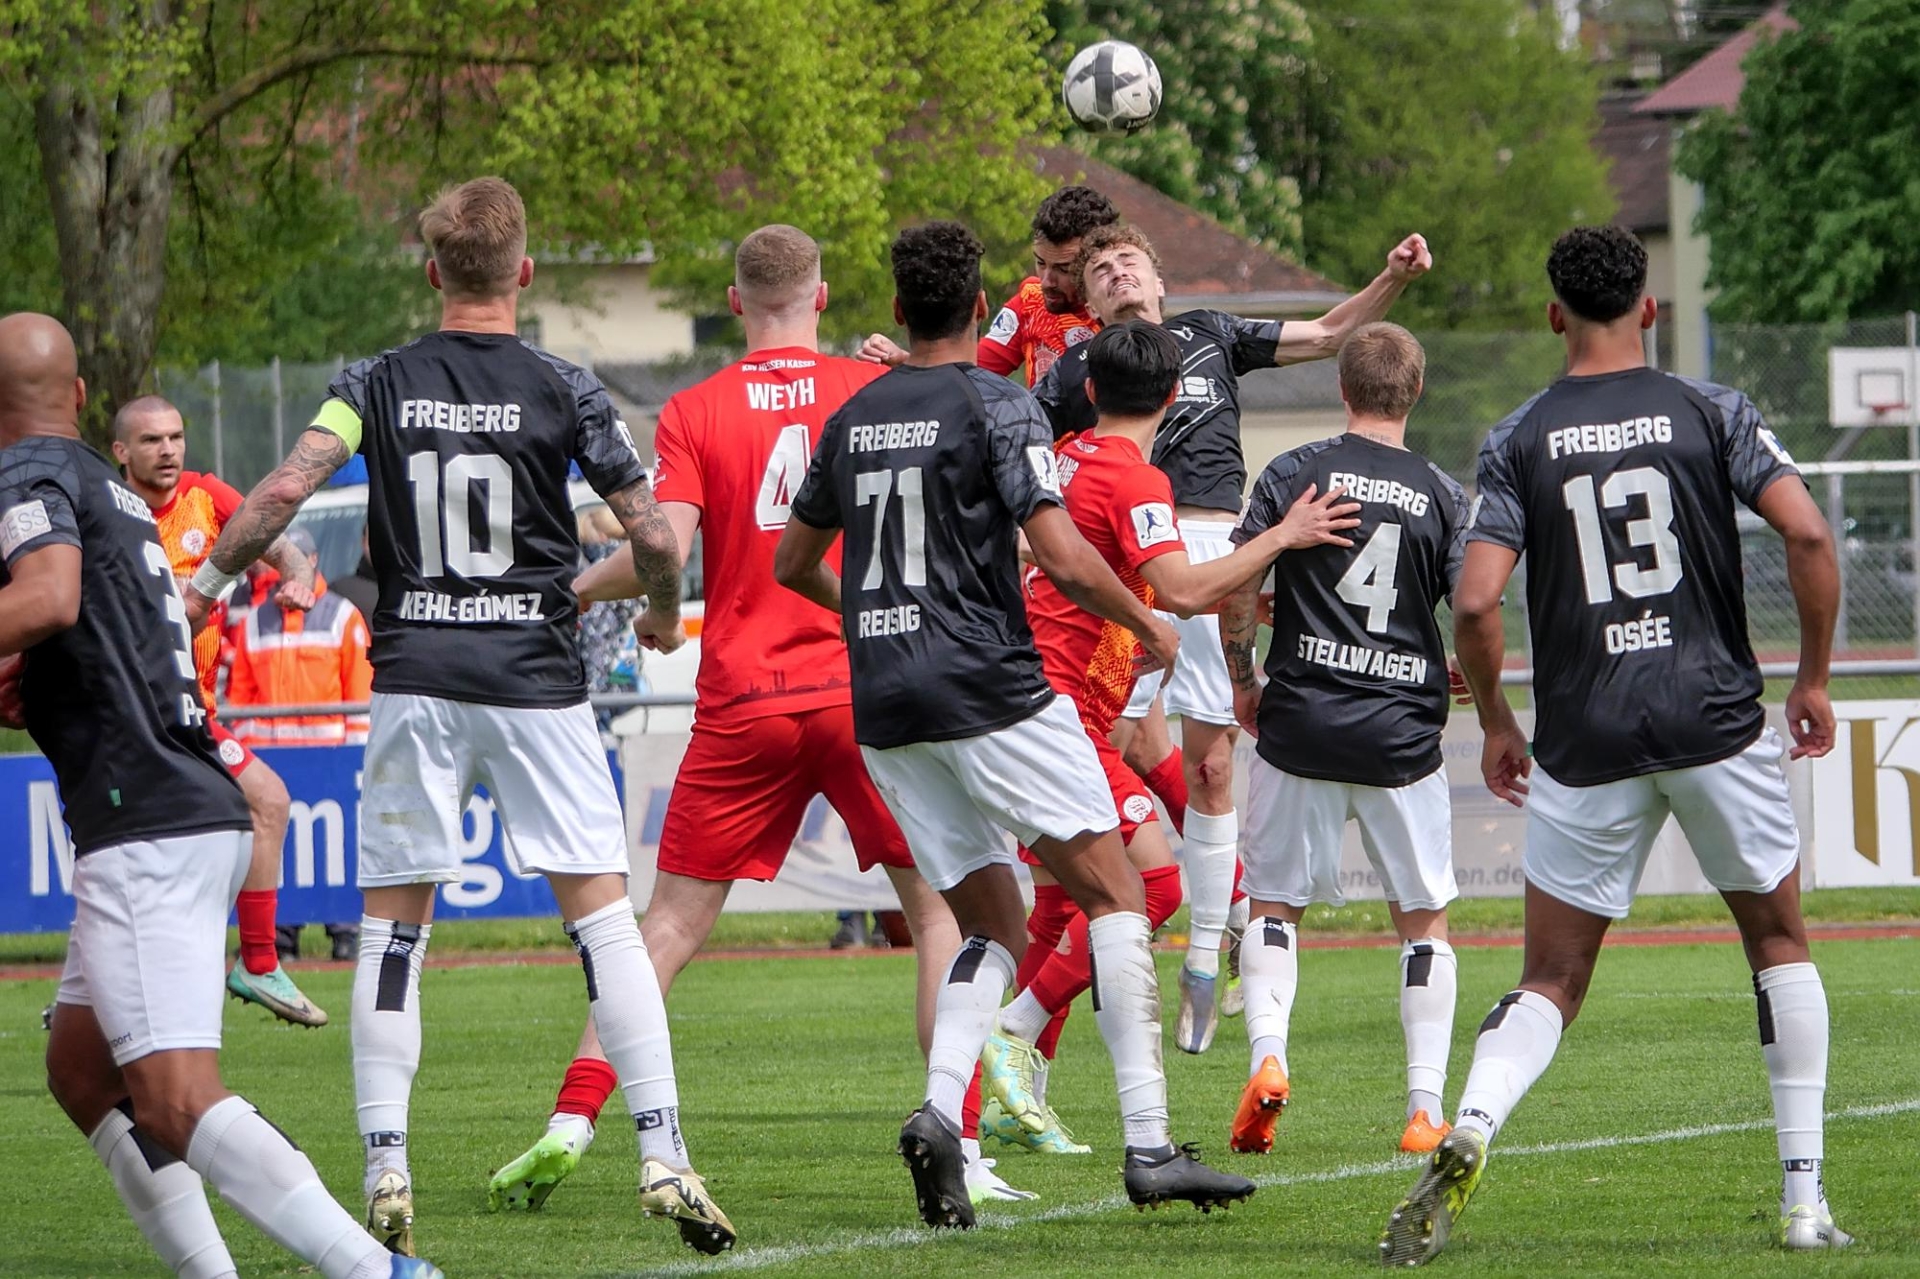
[1380,1127,1488,1267]
[488,1124,589,1212]
[980,1096,1091,1155]
[980,1031,1046,1133]
[1780,1204,1854,1250]
[226,962,328,1027]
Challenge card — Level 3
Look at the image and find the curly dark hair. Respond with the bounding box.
[1547,225,1648,323]
[1087,320,1180,417]
[1031,185,1119,246]
[890,220,985,342]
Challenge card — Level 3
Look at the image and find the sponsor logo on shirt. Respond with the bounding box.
[0,499,52,557]
[1027,446,1062,496]
[1064,325,1096,347]
[1131,502,1177,548]
[181,527,208,556]
[986,307,1020,344]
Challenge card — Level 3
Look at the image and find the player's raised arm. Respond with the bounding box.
[1274,234,1432,366]
[183,426,350,627]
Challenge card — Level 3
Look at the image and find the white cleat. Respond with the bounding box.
[965,1153,1038,1204]
[1780,1204,1854,1250]
[366,1169,414,1256]
[1175,964,1220,1054]
[640,1158,737,1255]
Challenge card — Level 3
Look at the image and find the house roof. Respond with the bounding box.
[1634,5,1795,117]
[1596,92,1670,233]
[1032,146,1348,310]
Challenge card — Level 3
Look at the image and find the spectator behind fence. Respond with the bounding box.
[226,527,374,748]
[577,505,644,720]
[330,523,379,624]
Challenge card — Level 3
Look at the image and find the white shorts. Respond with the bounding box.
[359,692,629,888]
[1122,518,1238,726]
[861,695,1120,892]
[1242,757,1457,910]
[1524,728,1800,919]
[56,829,251,1066]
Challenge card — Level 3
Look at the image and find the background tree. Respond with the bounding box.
[1677,0,1920,323]
[0,1,1055,445]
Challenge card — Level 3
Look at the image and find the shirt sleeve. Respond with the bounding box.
[1442,476,1472,599]
[789,407,846,530]
[1466,430,1526,552]
[1110,463,1184,570]
[976,299,1025,376]
[1230,452,1304,546]
[1719,389,1801,511]
[647,396,703,510]
[199,473,246,526]
[0,454,82,569]
[310,357,376,453]
[1032,356,1095,442]
[983,384,1064,524]
[1224,313,1283,375]
[572,376,649,500]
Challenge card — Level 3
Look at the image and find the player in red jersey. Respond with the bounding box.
[975,321,1360,1152]
[859,184,1116,387]
[487,225,992,1208]
[111,397,330,1028]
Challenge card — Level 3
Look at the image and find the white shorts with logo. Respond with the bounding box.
[1121,518,1238,726]
[1524,728,1800,919]
[56,829,252,1066]
[861,695,1120,892]
[1243,756,1457,910]
[358,692,629,887]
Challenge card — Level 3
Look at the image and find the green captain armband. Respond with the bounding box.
[311,398,363,451]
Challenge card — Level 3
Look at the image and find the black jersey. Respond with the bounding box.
[790,363,1063,750]
[0,437,248,855]
[318,331,648,708]
[1469,367,1800,785]
[1035,309,1282,514]
[1236,434,1469,787]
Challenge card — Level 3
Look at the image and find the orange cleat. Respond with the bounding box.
[1399,1109,1452,1154]
[1229,1056,1291,1154]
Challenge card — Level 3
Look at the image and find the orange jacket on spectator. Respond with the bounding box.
[226,577,374,746]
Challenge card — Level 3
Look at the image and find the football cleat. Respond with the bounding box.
[980,1096,1091,1155]
[366,1169,414,1256]
[1228,1055,1290,1154]
[1175,965,1219,1054]
[1123,1143,1256,1212]
[1380,1126,1488,1267]
[1780,1204,1854,1250]
[981,1031,1047,1132]
[1399,1110,1451,1155]
[965,1152,1038,1204]
[226,962,329,1028]
[388,1258,447,1279]
[487,1124,589,1211]
[898,1107,973,1230]
[639,1158,736,1255]
[1222,910,1246,1018]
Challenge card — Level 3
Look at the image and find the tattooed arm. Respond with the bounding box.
[1219,575,1263,738]
[260,533,319,611]
[604,476,687,654]
[183,428,349,628]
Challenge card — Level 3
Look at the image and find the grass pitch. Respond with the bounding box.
[2,934,1916,1277]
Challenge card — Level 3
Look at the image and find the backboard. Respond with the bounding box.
[1829,346,1916,426]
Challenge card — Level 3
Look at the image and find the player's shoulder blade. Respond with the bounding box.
[0,433,87,491]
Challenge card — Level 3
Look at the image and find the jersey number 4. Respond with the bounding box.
[408,451,514,577]
[1335,522,1402,633]
[1562,468,1683,605]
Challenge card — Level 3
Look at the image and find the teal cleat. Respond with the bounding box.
[226,962,328,1027]
[980,1096,1091,1155]
[488,1124,589,1212]
[980,1031,1046,1132]
[389,1258,446,1279]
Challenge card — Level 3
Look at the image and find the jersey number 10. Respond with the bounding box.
[408,451,514,577]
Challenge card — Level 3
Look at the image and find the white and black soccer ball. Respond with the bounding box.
[1062,40,1162,135]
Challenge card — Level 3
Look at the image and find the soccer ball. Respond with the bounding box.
[1062,40,1162,135]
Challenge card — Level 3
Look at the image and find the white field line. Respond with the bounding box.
[617,1097,1920,1278]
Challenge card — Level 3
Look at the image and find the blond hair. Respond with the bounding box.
[1338,322,1426,421]
[419,177,527,299]
[734,224,821,312]
[1073,223,1161,291]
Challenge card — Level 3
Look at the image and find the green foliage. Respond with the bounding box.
[1298,0,1615,329]
[1677,0,1920,323]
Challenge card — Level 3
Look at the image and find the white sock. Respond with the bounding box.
[1033,1056,1051,1107]
[89,1103,236,1279]
[566,899,686,1170]
[1086,911,1171,1149]
[1401,937,1458,1118]
[1181,809,1238,975]
[1242,915,1298,1074]
[185,1096,389,1279]
[925,937,1015,1126]
[1756,962,1830,1209]
[1454,990,1563,1141]
[997,987,1050,1044]
[351,915,428,1196]
[546,1110,596,1150]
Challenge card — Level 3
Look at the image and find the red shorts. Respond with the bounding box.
[208,715,256,780]
[657,704,913,882]
[1018,733,1156,866]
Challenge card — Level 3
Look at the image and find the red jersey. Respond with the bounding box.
[651,347,884,723]
[976,277,1101,387]
[1024,431,1184,737]
[152,470,244,705]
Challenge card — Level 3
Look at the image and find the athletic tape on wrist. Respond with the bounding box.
[189,560,240,601]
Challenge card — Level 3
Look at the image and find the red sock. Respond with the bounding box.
[1037,1008,1068,1059]
[963,1063,983,1140]
[236,889,279,975]
[1026,865,1186,1019]
[1141,750,1188,835]
[554,1056,619,1126]
[1015,883,1075,991]
[1231,857,1247,906]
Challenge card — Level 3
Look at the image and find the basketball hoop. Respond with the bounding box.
[1867,402,1909,427]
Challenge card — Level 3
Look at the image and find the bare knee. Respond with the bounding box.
[1517,957,1596,1026]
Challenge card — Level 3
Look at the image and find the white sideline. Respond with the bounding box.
[622,1098,1920,1277]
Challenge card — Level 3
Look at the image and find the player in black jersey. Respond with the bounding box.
[1219,323,1471,1160]
[1036,221,1433,1054]
[182,179,735,1257]
[1381,227,1849,1266]
[0,313,441,1279]
[777,221,1254,1227]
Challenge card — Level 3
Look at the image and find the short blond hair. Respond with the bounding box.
[1338,322,1426,420]
[420,177,527,299]
[735,224,821,311]
[1073,223,1161,291]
